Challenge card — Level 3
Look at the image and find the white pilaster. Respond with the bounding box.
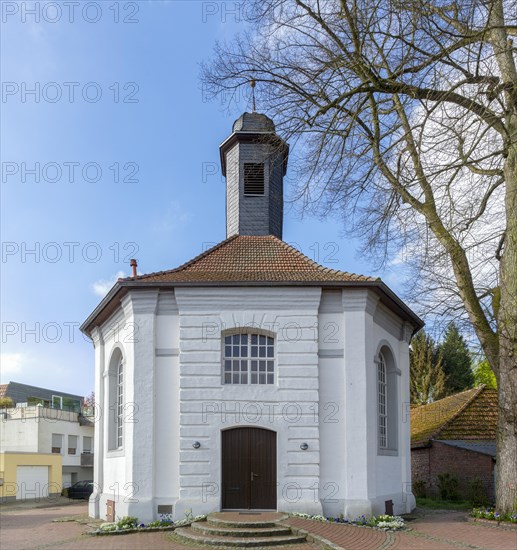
[399,328,415,512]
[89,327,104,518]
[120,290,159,521]
[342,289,379,518]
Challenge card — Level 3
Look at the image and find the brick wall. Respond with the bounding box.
[411,447,430,484]
[411,441,495,502]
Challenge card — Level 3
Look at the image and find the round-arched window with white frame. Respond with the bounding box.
[377,352,388,449]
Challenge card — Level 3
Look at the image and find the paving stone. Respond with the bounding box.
[407,511,517,550]
[2,503,516,550]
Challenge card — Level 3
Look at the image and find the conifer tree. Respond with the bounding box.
[410,330,446,405]
[439,323,474,394]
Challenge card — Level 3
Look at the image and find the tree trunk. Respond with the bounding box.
[496,116,517,513]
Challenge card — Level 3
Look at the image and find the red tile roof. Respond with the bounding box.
[81,234,424,335]
[410,386,498,447]
[121,235,378,284]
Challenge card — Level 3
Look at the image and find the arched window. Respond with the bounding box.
[377,353,388,449]
[223,333,274,385]
[108,349,124,451]
[116,358,124,448]
[376,347,399,453]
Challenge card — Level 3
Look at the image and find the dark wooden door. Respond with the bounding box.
[222,427,276,510]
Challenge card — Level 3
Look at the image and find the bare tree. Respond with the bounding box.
[202,0,517,513]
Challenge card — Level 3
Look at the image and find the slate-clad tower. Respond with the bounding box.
[220,112,289,239]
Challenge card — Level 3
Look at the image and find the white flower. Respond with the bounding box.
[99,523,117,532]
[376,520,404,530]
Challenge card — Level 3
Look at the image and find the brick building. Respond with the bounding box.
[411,386,497,502]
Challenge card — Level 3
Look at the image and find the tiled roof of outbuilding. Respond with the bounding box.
[121,235,378,284]
[410,386,498,448]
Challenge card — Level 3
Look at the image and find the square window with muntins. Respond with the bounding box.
[223,333,274,385]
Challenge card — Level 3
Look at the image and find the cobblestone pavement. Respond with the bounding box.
[1,504,516,550]
[285,513,517,550]
[402,511,517,550]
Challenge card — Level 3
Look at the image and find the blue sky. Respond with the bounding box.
[1,0,406,396]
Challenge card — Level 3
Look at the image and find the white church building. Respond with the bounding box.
[81,112,422,523]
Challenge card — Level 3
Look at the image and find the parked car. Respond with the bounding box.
[67,480,94,500]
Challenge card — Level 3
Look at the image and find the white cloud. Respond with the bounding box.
[91,271,125,297]
[388,249,406,267]
[151,200,191,234]
[0,353,26,377]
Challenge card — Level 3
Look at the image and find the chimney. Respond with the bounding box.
[130,258,138,278]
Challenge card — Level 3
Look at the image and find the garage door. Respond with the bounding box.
[16,466,49,500]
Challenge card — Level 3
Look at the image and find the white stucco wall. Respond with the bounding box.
[88,285,415,522]
[371,304,415,515]
[154,297,180,508]
[0,420,39,452]
[317,290,346,517]
[173,286,323,519]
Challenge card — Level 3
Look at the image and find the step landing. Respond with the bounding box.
[173,512,307,548]
[208,511,289,528]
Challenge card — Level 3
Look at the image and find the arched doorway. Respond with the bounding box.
[221,427,277,510]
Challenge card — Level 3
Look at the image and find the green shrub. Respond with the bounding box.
[115,516,138,530]
[412,478,427,498]
[145,520,162,528]
[146,519,173,528]
[468,477,489,507]
[437,473,459,501]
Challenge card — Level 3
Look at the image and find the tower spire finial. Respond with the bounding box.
[250,79,256,112]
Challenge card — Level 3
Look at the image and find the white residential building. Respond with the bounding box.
[0,383,94,489]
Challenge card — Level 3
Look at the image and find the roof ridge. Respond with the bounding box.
[431,385,486,441]
[272,235,376,280]
[119,234,379,284]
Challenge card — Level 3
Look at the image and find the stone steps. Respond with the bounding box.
[175,527,307,547]
[191,521,293,538]
[173,512,308,548]
[207,512,289,529]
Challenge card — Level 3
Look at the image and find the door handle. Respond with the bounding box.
[251,471,259,481]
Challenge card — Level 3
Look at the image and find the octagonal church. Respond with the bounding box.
[81,112,422,523]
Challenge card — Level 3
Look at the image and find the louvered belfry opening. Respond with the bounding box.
[244,163,265,195]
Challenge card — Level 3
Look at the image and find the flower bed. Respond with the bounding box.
[89,514,206,536]
[290,512,405,531]
[470,508,517,525]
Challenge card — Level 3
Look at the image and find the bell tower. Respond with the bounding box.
[219,112,289,239]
